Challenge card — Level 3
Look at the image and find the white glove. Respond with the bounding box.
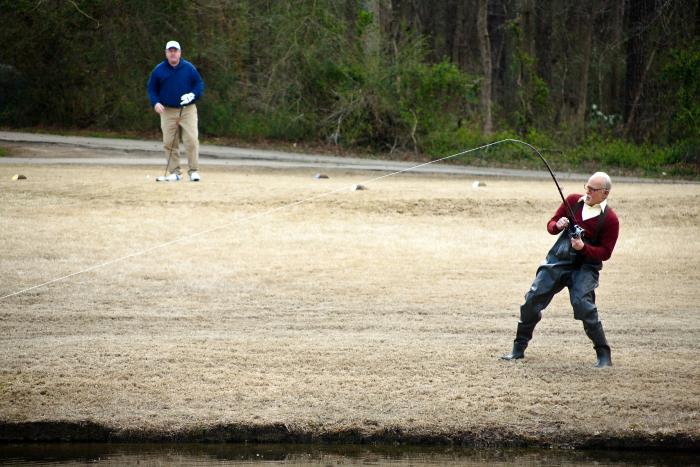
[180,92,195,106]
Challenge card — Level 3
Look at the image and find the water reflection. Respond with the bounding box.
[0,443,696,466]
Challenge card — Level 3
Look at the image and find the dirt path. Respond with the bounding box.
[1,130,678,183]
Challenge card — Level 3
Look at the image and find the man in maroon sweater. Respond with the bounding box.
[501,171,620,367]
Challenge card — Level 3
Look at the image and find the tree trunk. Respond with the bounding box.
[377,0,392,50]
[449,0,467,69]
[477,0,493,135]
[623,48,656,139]
[522,0,536,60]
[344,0,358,44]
[520,0,536,126]
[624,0,656,140]
[575,3,594,132]
[365,0,382,57]
[609,0,625,113]
[489,0,508,120]
[535,0,552,85]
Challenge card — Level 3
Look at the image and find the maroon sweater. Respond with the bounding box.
[547,193,619,262]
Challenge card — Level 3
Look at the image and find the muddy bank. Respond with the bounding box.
[0,421,696,452]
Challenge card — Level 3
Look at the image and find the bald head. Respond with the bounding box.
[590,172,612,191]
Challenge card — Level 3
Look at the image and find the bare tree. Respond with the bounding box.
[488,0,509,119]
[623,0,657,140]
[575,2,595,132]
[535,0,552,86]
[365,0,382,57]
[477,0,494,135]
[608,0,626,113]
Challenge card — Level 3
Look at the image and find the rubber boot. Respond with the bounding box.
[584,322,612,368]
[500,322,537,361]
[594,346,612,368]
[500,342,526,360]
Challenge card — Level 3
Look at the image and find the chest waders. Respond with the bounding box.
[501,202,613,367]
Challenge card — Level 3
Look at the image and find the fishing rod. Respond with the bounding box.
[501,139,584,238]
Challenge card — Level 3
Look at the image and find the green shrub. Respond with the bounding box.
[421,127,561,168]
[661,41,700,143]
[422,127,482,159]
[560,138,699,177]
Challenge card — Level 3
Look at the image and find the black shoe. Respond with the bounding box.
[500,343,526,360]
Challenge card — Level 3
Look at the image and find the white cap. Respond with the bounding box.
[165,40,181,51]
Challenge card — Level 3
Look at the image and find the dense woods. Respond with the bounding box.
[1,0,698,176]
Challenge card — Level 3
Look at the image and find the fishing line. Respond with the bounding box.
[1,138,548,301]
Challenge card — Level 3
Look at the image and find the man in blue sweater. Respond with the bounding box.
[147,40,205,182]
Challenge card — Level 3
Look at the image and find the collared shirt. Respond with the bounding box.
[579,196,607,221]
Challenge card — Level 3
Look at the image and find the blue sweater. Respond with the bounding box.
[147,59,204,107]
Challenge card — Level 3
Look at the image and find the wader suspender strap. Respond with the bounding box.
[575,200,608,245]
[593,205,608,244]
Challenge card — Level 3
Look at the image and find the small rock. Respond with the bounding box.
[12,174,27,181]
[472,180,486,188]
[352,184,367,191]
[314,173,329,179]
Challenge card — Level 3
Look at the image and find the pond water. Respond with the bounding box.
[1,443,697,466]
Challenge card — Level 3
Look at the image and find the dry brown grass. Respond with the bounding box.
[0,163,698,446]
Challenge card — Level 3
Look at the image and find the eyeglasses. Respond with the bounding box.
[584,184,605,193]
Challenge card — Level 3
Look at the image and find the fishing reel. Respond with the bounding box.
[569,224,585,239]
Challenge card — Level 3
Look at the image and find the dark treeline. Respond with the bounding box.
[1,0,698,176]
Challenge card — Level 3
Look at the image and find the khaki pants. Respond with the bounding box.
[160,105,199,175]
